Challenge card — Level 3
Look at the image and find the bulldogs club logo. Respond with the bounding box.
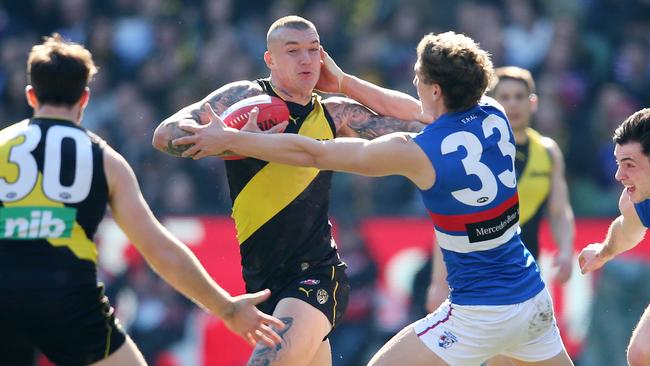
[438,331,458,349]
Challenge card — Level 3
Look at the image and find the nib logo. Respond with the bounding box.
[0,207,76,239]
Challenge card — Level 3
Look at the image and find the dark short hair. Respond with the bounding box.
[416,31,494,112]
[613,108,650,157]
[493,66,536,94]
[266,15,316,47]
[27,33,97,106]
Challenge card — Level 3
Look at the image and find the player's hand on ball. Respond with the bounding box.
[578,243,608,274]
[240,107,288,135]
[222,289,286,347]
[173,103,233,159]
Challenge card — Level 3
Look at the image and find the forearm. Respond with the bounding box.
[141,224,234,317]
[153,118,197,156]
[340,74,423,121]
[601,215,645,260]
[549,207,575,257]
[226,130,325,167]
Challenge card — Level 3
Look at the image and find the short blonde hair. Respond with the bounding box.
[493,66,536,94]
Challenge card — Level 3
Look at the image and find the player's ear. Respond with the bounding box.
[25,85,38,108]
[264,51,274,69]
[79,87,90,109]
[529,93,538,113]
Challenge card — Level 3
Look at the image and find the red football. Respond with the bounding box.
[219,95,290,160]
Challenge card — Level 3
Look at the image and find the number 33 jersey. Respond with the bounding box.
[414,98,544,306]
[0,118,108,289]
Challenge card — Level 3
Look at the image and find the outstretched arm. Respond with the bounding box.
[104,146,284,346]
[544,138,575,283]
[173,104,436,190]
[152,81,263,156]
[318,48,428,123]
[578,189,647,274]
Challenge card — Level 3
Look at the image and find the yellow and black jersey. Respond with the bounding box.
[515,128,552,259]
[225,78,341,293]
[0,118,108,290]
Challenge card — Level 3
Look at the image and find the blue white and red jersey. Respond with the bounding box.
[413,97,544,306]
[634,199,650,228]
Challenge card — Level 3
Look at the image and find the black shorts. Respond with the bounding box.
[0,283,126,366]
[257,263,350,337]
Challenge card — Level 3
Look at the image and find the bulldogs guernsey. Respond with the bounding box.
[414,97,544,305]
[634,199,650,228]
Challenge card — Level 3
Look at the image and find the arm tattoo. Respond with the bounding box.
[203,83,263,117]
[247,317,293,366]
[158,82,263,157]
[163,121,193,157]
[328,101,426,139]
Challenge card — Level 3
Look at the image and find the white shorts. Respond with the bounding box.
[413,288,564,366]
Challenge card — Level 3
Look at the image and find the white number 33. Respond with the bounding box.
[441,115,516,206]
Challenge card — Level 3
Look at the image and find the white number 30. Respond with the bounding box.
[0,125,93,203]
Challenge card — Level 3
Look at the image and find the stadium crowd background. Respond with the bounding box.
[1,0,650,365]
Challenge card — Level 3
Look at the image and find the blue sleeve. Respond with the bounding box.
[634,200,650,228]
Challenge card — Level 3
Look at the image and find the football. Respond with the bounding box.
[219,95,290,160]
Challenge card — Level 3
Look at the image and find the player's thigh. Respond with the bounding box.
[309,339,332,366]
[508,349,573,366]
[248,297,332,366]
[628,304,650,365]
[90,336,146,366]
[368,325,449,366]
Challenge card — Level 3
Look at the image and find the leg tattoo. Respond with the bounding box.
[247,317,294,366]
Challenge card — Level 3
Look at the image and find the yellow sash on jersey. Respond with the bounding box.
[232,96,334,244]
[517,128,552,225]
[3,175,98,262]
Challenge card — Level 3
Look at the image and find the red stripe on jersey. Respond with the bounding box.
[428,193,519,232]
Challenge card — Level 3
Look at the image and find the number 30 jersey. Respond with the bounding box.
[0,118,108,289]
[414,98,544,306]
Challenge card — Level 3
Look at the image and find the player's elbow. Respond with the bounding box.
[152,124,170,152]
[627,342,650,366]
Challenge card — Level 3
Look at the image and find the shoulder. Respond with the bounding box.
[207,80,265,115]
[479,95,506,116]
[0,119,30,137]
[321,96,363,112]
[102,145,136,191]
[321,96,370,131]
[537,133,564,164]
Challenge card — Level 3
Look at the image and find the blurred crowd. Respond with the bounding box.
[3,0,649,219]
[2,0,650,365]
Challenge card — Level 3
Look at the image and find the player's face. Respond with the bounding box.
[614,142,650,203]
[266,27,321,94]
[413,61,436,117]
[492,79,534,131]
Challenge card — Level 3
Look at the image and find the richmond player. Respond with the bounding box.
[0,34,283,365]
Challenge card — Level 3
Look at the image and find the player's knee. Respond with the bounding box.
[627,342,650,366]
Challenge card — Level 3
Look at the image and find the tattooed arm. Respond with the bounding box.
[323,97,427,139]
[152,81,264,157]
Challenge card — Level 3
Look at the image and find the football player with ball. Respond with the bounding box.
[172,31,577,366]
[153,15,428,366]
